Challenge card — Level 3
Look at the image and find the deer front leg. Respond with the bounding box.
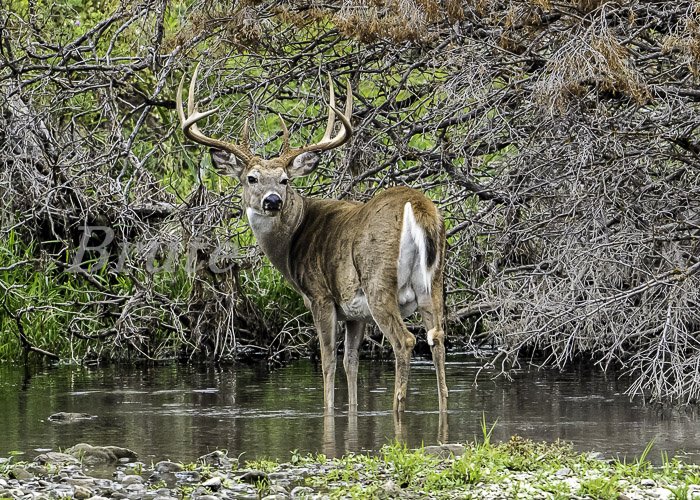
[343,320,365,409]
[311,301,338,414]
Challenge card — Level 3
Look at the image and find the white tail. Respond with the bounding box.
[400,202,432,294]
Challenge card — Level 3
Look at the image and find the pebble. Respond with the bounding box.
[73,484,94,499]
[554,466,572,477]
[291,486,314,498]
[10,466,33,480]
[155,460,185,473]
[198,450,234,469]
[1,444,697,500]
[121,474,144,486]
[648,487,674,500]
[239,470,269,483]
[202,476,222,490]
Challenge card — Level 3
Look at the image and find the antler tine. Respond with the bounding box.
[321,74,336,142]
[242,118,250,147]
[176,63,253,163]
[278,75,353,165]
[278,114,290,153]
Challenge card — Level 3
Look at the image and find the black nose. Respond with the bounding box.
[263,194,282,211]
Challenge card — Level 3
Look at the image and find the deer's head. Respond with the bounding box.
[177,64,353,217]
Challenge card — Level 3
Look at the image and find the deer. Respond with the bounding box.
[177,64,448,413]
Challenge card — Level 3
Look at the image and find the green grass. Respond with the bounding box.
[4,429,700,499]
[291,432,700,499]
[0,228,194,362]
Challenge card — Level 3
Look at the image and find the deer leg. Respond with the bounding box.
[344,320,365,410]
[366,293,416,412]
[311,301,338,414]
[418,275,448,413]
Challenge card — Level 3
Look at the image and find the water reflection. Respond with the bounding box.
[0,357,698,464]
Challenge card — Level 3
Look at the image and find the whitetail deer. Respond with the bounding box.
[177,65,448,413]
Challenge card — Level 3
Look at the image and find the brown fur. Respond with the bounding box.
[179,72,446,413]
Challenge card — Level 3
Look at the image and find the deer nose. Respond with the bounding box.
[263,193,282,211]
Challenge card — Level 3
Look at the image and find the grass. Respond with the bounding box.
[0,227,195,362]
[218,418,700,498]
[289,431,700,499]
[3,428,700,499]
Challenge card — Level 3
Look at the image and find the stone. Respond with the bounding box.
[198,450,234,469]
[9,466,33,480]
[423,443,466,458]
[73,484,94,499]
[554,467,572,477]
[291,486,314,498]
[66,443,138,463]
[121,475,144,486]
[267,471,291,480]
[381,479,400,496]
[229,494,259,500]
[239,470,269,484]
[34,451,82,466]
[155,461,184,473]
[174,471,201,483]
[641,478,657,487]
[48,412,96,422]
[202,476,222,491]
[268,484,289,496]
[648,487,674,500]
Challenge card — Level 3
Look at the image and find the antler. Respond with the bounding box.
[176,63,253,163]
[278,76,353,165]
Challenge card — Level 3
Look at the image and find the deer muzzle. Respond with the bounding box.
[262,193,283,212]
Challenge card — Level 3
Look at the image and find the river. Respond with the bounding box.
[1,356,698,465]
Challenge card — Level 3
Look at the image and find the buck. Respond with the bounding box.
[177,65,448,413]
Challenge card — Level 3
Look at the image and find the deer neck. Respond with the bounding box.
[246,189,306,283]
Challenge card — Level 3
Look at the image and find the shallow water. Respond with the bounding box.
[1,356,699,464]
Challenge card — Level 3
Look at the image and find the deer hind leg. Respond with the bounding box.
[417,271,448,413]
[344,320,365,410]
[310,300,338,414]
[365,287,416,412]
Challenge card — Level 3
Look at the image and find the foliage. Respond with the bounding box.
[297,431,700,499]
[1,1,700,402]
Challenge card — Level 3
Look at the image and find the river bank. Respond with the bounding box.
[1,437,699,499]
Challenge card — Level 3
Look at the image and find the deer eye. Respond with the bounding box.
[280,178,289,185]
[247,176,258,184]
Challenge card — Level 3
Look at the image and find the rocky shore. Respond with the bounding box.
[1,440,699,499]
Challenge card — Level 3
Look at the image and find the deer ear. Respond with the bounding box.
[287,152,320,178]
[210,149,245,179]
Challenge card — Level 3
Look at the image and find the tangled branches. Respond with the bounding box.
[2,0,700,403]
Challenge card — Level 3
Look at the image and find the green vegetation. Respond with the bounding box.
[2,430,700,499]
[3,1,700,404]
[251,437,700,499]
